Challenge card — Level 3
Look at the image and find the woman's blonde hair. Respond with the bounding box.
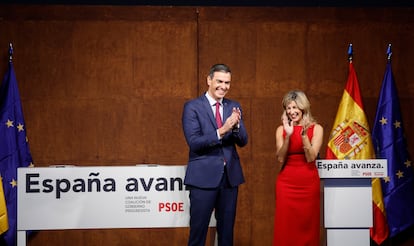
[281,90,316,124]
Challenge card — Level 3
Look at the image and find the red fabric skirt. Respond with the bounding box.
[273,154,320,246]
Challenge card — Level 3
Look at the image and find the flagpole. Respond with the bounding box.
[347,43,353,62]
[386,43,392,61]
[9,43,13,62]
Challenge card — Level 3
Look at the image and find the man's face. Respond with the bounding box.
[207,71,231,100]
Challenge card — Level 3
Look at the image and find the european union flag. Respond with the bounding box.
[0,51,33,245]
[372,59,414,238]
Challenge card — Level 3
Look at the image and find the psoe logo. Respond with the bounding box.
[362,172,372,176]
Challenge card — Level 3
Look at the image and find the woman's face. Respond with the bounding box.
[285,100,303,125]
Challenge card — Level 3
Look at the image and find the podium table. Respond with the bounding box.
[316,159,387,246]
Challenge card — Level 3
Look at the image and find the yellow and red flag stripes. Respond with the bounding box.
[371,178,389,244]
[0,177,8,235]
[326,61,375,160]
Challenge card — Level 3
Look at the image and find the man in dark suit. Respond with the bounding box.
[182,64,248,246]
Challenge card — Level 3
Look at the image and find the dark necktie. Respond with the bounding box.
[215,102,223,128]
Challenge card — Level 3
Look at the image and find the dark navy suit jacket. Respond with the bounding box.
[182,94,248,188]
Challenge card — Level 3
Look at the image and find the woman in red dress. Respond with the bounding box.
[273,90,324,246]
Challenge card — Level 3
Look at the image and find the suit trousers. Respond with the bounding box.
[187,168,239,246]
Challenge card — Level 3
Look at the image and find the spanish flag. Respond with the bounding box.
[326,49,388,245]
[371,177,389,245]
[326,60,375,160]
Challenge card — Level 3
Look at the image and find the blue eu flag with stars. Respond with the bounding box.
[0,55,33,246]
[372,59,414,238]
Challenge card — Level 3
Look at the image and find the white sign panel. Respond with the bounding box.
[316,159,387,178]
[324,179,373,228]
[17,165,215,230]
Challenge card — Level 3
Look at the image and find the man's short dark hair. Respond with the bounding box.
[209,64,231,78]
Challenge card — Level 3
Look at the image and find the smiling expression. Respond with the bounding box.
[285,100,303,125]
[207,71,231,101]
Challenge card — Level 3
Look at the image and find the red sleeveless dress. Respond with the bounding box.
[273,125,320,246]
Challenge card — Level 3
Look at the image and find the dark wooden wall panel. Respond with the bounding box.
[0,5,414,246]
[0,6,198,166]
[0,5,200,246]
